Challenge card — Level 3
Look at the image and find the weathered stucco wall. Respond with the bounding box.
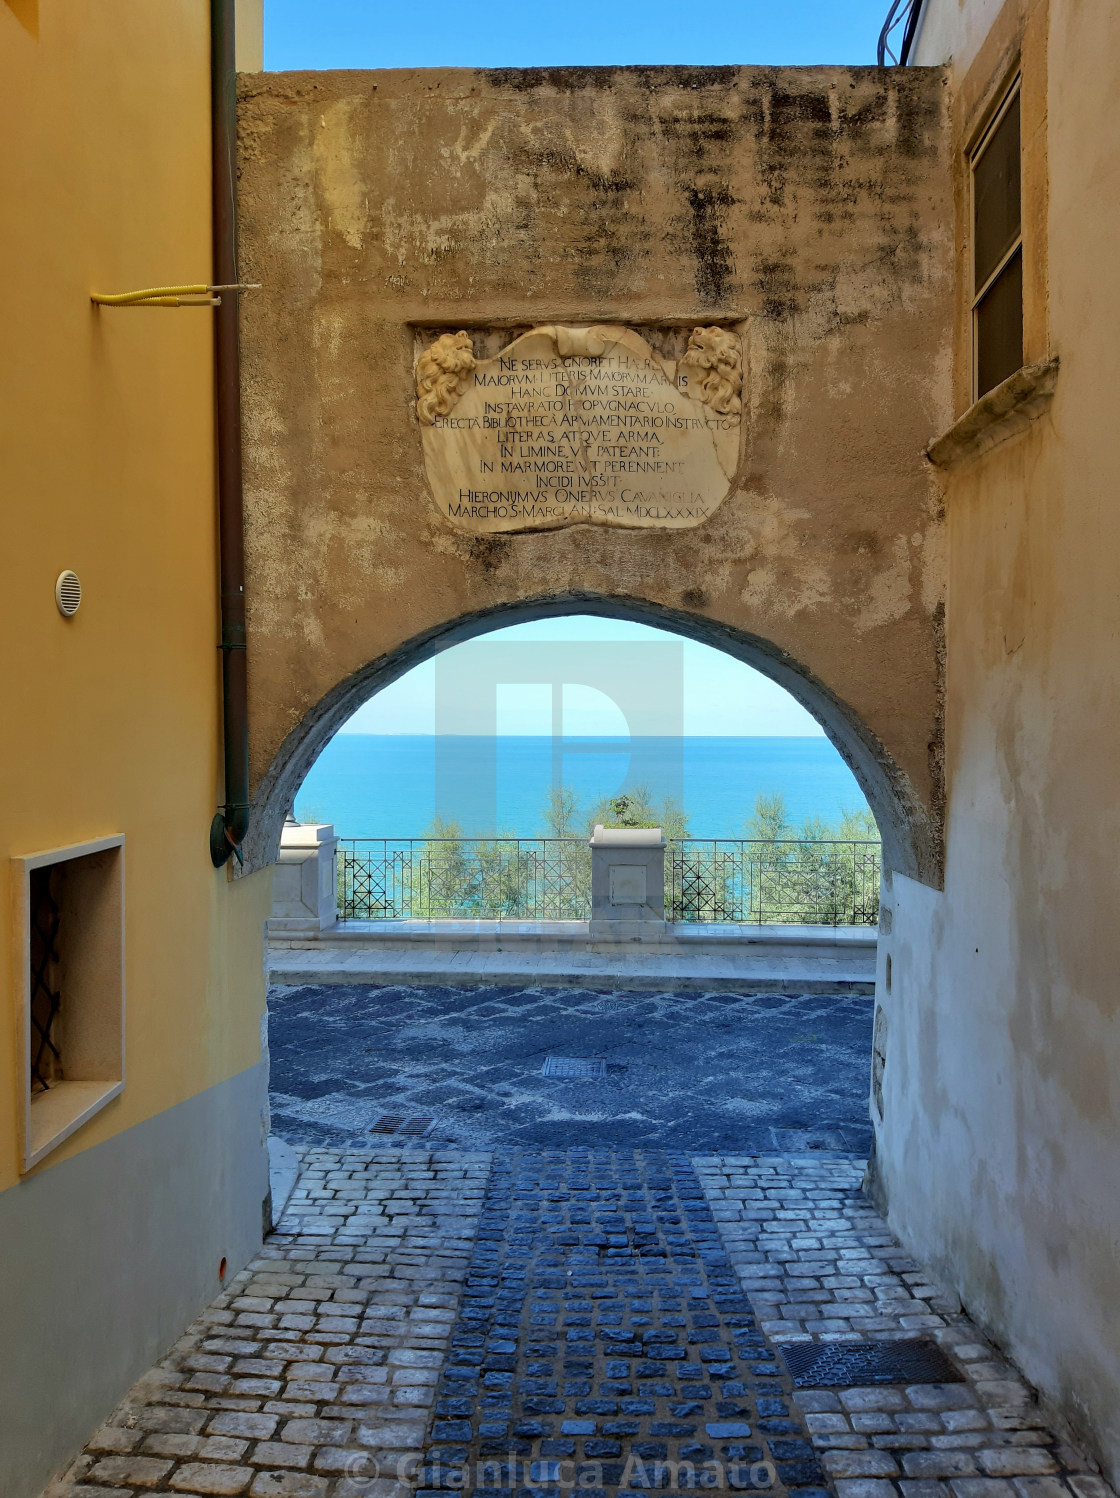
[236,64,953,874]
[877,0,1120,1477]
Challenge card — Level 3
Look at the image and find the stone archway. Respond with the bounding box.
[244,592,936,885]
[236,64,952,889]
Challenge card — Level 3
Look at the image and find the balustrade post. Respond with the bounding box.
[268,821,339,937]
[589,825,667,941]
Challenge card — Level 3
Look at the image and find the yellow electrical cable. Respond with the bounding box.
[91,282,258,308]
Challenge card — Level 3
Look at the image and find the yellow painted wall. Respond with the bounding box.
[0,0,268,1192]
[880,0,1120,1476]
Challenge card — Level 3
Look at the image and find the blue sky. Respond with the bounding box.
[265,0,888,70]
[342,616,824,736]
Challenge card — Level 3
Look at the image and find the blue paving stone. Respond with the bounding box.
[772,1438,820,1462]
[415,1147,836,1498]
[775,1460,829,1487]
[432,1421,473,1440]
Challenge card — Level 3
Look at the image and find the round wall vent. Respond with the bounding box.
[55,570,82,617]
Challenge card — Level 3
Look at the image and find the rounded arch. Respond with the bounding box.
[243,593,938,885]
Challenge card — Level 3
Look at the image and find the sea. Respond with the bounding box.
[293,734,871,839]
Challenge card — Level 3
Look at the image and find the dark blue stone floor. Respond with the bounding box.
[415,1147,830,1498]
[267,983,874,1155]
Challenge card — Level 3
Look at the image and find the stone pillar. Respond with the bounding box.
[589,825,667,940]
[267,821,338,938]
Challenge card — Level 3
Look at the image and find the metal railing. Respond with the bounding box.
[339,838,592,922]
[338,837,881,926]
[666,839,880,926]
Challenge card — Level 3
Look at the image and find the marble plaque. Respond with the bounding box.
[416,324,742,532]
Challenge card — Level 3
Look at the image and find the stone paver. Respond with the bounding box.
[694,1155,1116,1498]
[47,1149,489,1498]
[268,983,874,1154]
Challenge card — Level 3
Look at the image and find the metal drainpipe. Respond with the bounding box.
[208,0,251,868]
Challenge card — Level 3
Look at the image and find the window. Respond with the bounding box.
[15,836,125,1171]
[972,81,1023,400]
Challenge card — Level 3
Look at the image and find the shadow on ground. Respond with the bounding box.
[267,983,874,1155]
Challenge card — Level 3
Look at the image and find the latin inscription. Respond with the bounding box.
[417,325,743,533]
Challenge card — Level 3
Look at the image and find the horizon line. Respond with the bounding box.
[334,730,829,739]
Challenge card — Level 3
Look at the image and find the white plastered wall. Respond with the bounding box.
[877,0,1120,1473]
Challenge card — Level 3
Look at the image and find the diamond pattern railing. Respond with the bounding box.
[338,837,881,926]
[339,839,593,922]
[666,839,881,926]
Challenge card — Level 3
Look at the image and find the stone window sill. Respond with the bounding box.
[926,357,1059,469]
[26,1079,124,1172]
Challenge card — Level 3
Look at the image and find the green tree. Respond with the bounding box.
[745,790,793,842]
[733,791,880,924]
[544,784,582,838]
[587,784,689,836]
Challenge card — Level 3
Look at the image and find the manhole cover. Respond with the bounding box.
[542,1056,607,1079]
[779,1339,964,1388]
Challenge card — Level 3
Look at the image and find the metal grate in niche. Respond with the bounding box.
[29,865,62,1093]
[779,1338,965,1388]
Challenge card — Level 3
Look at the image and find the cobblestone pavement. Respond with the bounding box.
[416,1148,830,1498]
[696,1155,1116,1498]
[267,984,874,1155]
[48,1149,1117,1498]
[49,1149,489,1498]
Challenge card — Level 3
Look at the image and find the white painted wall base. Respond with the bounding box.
[876,872,1120,1483]
[0,1064,269,1498]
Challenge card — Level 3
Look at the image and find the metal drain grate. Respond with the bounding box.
[541,1056,607,1079]
[779,1338,965,1388]
[370,1114,433,1136]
